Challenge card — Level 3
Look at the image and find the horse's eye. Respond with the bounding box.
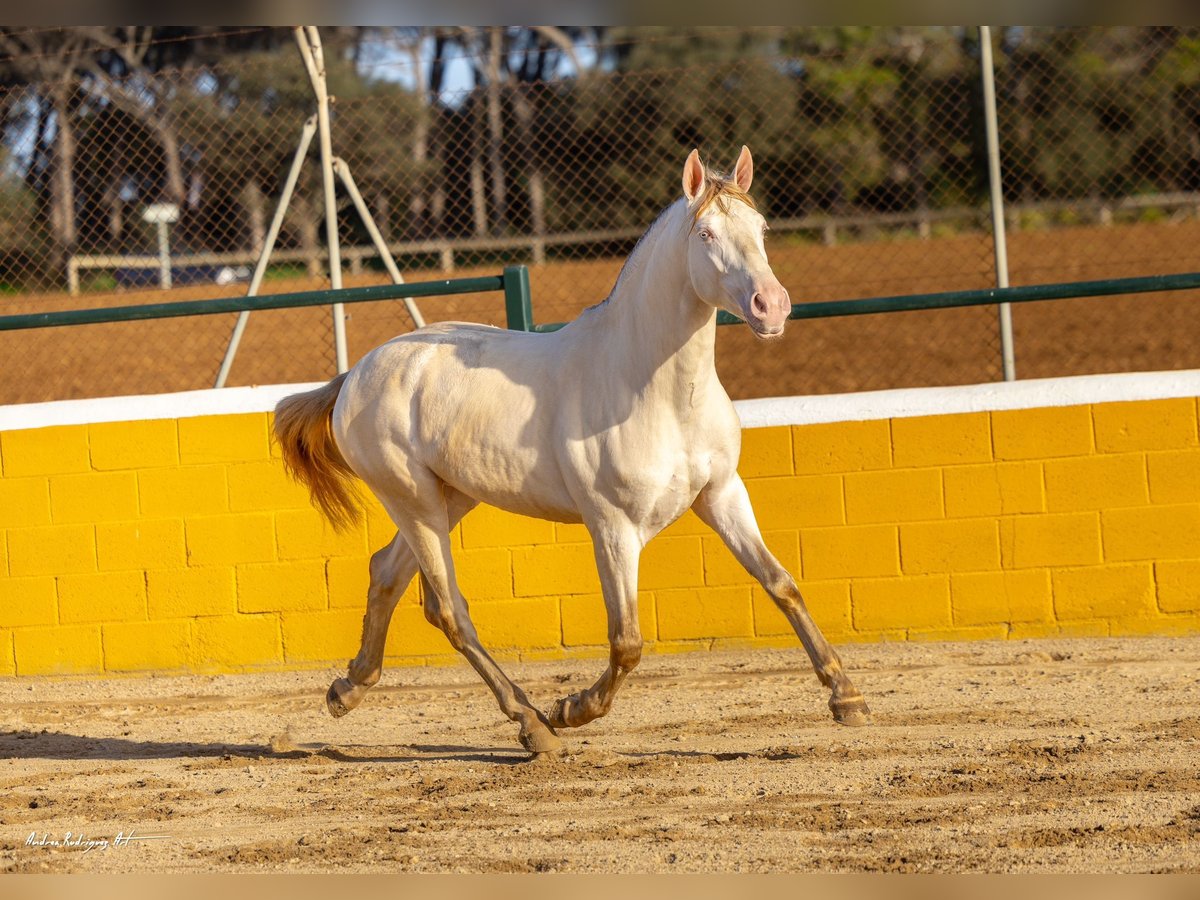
[698,229,712,241]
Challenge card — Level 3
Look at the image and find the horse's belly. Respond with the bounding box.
[436,444,583,525]
[424,405,582,523]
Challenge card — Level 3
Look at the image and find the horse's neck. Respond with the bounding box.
[591,201,718,400]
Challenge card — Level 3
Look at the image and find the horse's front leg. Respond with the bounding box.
[549,523,643,729]
[694,475,871,727]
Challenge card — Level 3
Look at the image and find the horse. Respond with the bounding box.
[274,146,871,755]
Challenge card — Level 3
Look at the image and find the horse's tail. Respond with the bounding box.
[273,373,362,531]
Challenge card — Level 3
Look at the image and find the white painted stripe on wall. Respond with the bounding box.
[0,383,324,432]
[2,369,1199,433]
[735,369,1200,428]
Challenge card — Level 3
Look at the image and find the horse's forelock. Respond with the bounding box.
[690,170,757,222]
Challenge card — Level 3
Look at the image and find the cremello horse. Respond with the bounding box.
[275,147,870,754]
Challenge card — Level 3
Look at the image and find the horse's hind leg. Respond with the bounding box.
[384,475,561,754]
[695,475,870,726]
[326,489,478,718]
[325,534,413,717]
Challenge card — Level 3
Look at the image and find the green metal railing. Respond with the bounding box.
[1,266,1197,378]
[0,266,534,333]
[527,271,1200,332]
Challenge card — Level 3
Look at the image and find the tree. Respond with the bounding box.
[0,27,90,280]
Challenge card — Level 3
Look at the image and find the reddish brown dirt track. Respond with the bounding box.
[3,637,1200,873]
[3,220,1200,405]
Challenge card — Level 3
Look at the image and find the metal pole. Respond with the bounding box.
[333,157,426,328]
[502,265,533,330]
[299,26,349,373]
[157,221,172,291]
[980,25,1016,381]
[214,115,319,388]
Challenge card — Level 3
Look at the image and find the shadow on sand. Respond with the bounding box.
[1,729,533,766]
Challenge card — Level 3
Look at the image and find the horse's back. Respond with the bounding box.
[333,321,582,520]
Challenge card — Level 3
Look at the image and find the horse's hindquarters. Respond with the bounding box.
[331,327,584,526]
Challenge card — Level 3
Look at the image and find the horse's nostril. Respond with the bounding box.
[751,293,767,317]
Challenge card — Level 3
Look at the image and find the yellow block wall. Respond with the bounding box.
[1,398,1198,676]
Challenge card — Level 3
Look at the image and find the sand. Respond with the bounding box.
[3,635,1199,873]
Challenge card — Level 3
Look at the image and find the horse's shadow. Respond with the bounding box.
[1,730,530,766]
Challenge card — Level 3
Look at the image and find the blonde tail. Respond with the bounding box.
[273,373,362,530]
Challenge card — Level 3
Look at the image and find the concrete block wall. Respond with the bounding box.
[1,375,1198,676]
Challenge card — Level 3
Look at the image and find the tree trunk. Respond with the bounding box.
[470,154,488,238]
[48,82,77,280]
[104,181,124,243]
[529,170,547,262]
[157,122,187,205]
[430,163,447,236]
[512,84,546,261]
[486,26,507,236]
[409,123,429,238]
[374,192,391,243]
[244,180,266,253]
[470,88,488,238]
[428,33,450,236]
[294,194,321,279]
[408,37,429,237]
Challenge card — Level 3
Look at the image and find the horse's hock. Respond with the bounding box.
[1,370,1198,679]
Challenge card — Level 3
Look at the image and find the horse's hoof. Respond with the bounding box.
[326,678,354,719]
[519,723,563,755]
[830,695,871,727]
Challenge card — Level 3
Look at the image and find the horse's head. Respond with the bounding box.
[681,146,791,340]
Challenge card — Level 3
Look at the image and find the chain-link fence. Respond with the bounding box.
[2,26,1200,404]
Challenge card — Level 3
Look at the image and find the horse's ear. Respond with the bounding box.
[682,149,705,201]
[733,145,753,192]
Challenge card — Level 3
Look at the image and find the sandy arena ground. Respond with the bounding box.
[2,635,1199,874]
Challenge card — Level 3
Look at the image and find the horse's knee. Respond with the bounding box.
[612,635,642,673]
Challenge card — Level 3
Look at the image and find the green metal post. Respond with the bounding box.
[503,265,534,331]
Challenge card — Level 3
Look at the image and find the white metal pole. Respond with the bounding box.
[214,115,319,388]
[300,26,349,374]
[333,157,426,329]
[979,25,1016,382]
[157,221,172,290]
